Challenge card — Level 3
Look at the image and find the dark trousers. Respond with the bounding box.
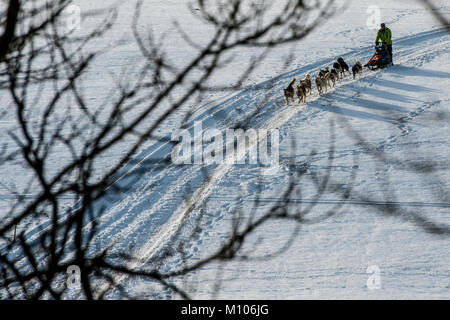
[387,44,393,62]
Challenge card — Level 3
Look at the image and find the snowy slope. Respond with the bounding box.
[115,26,450,300]
[1,0,449,299]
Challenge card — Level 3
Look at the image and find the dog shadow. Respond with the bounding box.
[312,102,398,124]
[332,93,410,114]
[352,83,416,104]
[386,65,450,79]
[373,78,435,93]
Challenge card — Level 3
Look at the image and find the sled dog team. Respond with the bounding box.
[283,57,363,105]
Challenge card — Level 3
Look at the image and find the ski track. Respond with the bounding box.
[3,28,449,293]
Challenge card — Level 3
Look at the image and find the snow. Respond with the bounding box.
[1,0,449,299]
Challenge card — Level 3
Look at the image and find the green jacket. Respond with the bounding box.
[375,27,392,45]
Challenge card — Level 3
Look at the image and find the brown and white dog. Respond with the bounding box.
[315,75,328,95]
[322,67,334,88]
[352,60,363,80]
[333,62,344,79]
[296,80,308,103]
[330,68,341,85]
[283,78,296,104]
[302,73,312,96]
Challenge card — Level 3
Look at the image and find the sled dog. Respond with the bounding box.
[322,67,333,87]
[301,74,312,95]
[315,75,327,95]
[352,60,363,80]
[283,78,296,104]
[337,57,350,76]
[333,62,344,79]
[330,68,341,85]
[297,80,308,103]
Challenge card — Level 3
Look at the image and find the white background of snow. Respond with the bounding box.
[1,0,449,299]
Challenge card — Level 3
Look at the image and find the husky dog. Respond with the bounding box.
[283,78,296,104]
[296,80,307,103]
[337,57,350,76]
[318,68,328,78]
[330,68,341,85]
[315,75,328,95]
[327,70,336,87]
[352,60,363,80]
[301,73,312,95]
[333,62,344,79]
[322,67,334,88]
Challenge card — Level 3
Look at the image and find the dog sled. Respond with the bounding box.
[364,44,391,70]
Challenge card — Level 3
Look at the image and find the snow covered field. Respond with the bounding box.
[1,0,449,299]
